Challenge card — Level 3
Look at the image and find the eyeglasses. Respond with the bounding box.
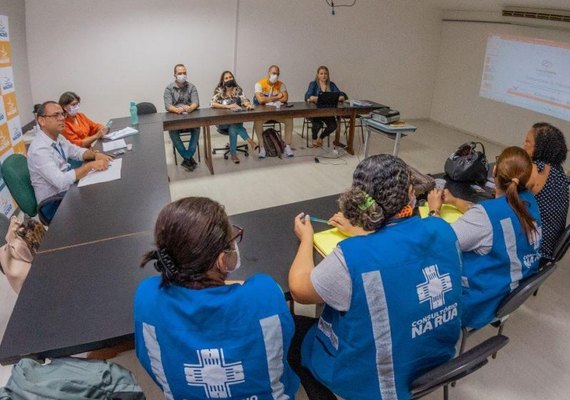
[41,112,67,120]
[229,224,244,244]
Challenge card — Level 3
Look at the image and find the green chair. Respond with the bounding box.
[1,154,38,217]
[1,154,57,225]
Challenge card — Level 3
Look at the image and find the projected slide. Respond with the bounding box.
[480,34,570,122]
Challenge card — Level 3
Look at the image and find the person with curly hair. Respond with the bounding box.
[428,146,542,329]
[523,122,569,261]
[288,154,462,400]
[135,197,299,399]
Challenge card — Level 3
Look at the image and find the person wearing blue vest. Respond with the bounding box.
[135,197,299,400]
[288,155,463,400]
[428,146,542,329]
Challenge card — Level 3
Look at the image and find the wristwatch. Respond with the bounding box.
[428,209,439,216]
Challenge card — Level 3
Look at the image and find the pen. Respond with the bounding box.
[309,216,330,225]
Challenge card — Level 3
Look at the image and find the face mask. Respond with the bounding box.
[268,74,279,84]
[224,79,237,88]
[176,74,187,83]
[226,243,241,273]
[67,104,80,117]
[410,193,417,210]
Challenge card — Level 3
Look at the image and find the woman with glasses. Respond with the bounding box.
[288,155,462,400]
[135,197,299,399]
[428,146,542,329]
[59,91,109,148]
[211,71,256,164]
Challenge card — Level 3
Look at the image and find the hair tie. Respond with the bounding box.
[153,248,177,279]
[511,177,520,185]
[358,193,376,211]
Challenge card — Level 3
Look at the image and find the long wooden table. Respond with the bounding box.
[113,101,382,175]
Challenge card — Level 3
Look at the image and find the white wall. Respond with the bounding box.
[25,0,443,122]
[0,0,33,124]
[431,19,570,147]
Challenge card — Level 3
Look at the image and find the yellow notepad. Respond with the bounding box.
[418,204,463,223]
[313,228,349,256]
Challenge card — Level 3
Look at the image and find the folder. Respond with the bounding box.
[313,228,349,257]
[418,204,463,223]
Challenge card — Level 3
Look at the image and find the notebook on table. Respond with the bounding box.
[313,228,349,256]
[316,92,341,108]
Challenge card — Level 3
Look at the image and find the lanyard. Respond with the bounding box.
[51,142,66,161]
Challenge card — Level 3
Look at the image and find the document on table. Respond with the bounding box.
[104,127,138,141]
[313,228,349,257]
[102,139,127,152]
[78,159,123,187]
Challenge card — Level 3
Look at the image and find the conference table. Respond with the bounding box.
[112,101,382,175]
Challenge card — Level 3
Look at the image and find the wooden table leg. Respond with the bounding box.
[346,111,356,155]
[203,125,214,175]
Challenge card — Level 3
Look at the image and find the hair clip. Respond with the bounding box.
[358,193,376,211]
[155,248,177,277]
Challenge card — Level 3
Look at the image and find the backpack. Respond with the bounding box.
[262,128,286,158]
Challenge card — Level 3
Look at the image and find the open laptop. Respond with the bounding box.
[316,92,341,108]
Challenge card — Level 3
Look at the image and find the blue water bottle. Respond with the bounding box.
[129,101,139,125]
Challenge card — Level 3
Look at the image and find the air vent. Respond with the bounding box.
[503,7,570,24]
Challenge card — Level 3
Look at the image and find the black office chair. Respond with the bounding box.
[252,97,283,136]
[552,224,570,263]
[212,126,249,159]
[410,335,509,400]
[136,102,156,115]
[301,118,331,148]
[458,261,558,356]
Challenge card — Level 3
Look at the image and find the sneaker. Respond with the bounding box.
[189,158,198,168]
[258,147,266,159]
[181,158,196,172]
[284,145,294,158]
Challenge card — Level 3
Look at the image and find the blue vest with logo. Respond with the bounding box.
[134,274,299,400]
[461,191,542,329]
[302,216,462,400]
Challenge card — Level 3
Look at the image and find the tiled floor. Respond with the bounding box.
[1,119,569,399]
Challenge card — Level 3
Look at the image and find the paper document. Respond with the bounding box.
[350,99,372,107]
[418,204,463,224]
[102,139,127,152]
[78,158,123,188]
[313,228,349,257]
[104,127,138,141]
[266,101,283,108]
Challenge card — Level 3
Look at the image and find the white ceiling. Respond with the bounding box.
[421,0,570,12]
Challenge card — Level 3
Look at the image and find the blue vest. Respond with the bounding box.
[461,191,542,329]
[134,274,299,400]
[302,216,462,400]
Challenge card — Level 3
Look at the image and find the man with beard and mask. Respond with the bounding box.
[135,197,299,399]
[253,65,294,158]
[59,91,109,148]
[164,64,200,172]
[210,71,256,164]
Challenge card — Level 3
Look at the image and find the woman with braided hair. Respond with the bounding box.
[288,154,462,400]
[428,146,542,329]
[134,197,299,400]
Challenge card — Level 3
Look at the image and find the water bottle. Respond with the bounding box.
[129,101,139,125]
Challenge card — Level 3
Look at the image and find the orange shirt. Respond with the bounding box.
[62,112,102,147]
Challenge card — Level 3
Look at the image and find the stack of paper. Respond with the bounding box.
[104,127,138,141]
[102,139,127,152]
[313,228,349,257]
[418,204,463,223]
[78,159,123,188]
[350,99,372,107]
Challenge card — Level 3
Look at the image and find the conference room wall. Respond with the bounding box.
[0,0,33,123]
[25,0,443,123]
[431,20,570,150]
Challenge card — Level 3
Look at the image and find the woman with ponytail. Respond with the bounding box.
[428,146,542,329]
[289,155,462,400]
[134,197,299,399]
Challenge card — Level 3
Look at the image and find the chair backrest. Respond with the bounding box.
[216,126,230,135]
[410,335,509,399]
[496,261,558,319]
[136,102,157,115]
[1,154,38,216]
[553,224,570,263]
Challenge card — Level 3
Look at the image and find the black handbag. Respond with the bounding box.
[444,142,489,183]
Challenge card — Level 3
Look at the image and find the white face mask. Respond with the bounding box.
[67,104,80,117]
[226,243,241,273]
[176,74,187,83]
[268,73,279,84]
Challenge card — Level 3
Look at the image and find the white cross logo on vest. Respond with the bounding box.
[416,265,452,310]
[184,348,245,398]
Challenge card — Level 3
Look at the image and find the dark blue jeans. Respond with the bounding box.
[169,128,200,161]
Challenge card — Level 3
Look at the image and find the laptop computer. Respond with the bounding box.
[316,92,341,108]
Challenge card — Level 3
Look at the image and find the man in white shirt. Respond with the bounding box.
[27,101,112,223]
